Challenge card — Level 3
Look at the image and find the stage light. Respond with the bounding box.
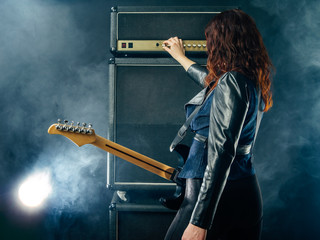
[18,170,52,208]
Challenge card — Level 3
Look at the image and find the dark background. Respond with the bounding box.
[1,0,320,239]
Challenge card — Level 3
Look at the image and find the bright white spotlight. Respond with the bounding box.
[18,170,52,208]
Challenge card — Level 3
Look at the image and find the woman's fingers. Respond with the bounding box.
[170,36,179,43]
[163,37,195,70]
[163,37,186,60]
[162,45,171,53]
[163,38,182,49]
[179,39,185,54]
[164,37,180,46]
[163,39,173,52]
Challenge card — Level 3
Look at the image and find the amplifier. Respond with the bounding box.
[110,6,235,56]
[107,57,207,191]
[109,191,176,240]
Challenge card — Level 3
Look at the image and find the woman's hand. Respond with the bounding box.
[163,37,195,71]
[163,37,186,60]
[181,223,207,240]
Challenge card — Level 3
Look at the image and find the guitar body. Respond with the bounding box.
[159,144,189,210]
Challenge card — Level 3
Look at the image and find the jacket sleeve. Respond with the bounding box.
[186,63,208,88]
[189,72,250,229]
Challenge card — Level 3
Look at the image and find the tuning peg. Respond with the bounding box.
[62,120,69,131]
[56,119,62,130]
[80,123,87,134]
[68,121,75,132]
[86,123,93,135]
[75,122,81,133]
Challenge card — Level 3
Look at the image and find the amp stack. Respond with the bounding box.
[107,6,232,240]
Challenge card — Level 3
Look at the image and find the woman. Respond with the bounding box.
[162,9,273,240]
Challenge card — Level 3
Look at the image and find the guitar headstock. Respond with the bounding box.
[48,120,97,147]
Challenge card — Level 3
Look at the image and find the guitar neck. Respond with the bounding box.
[93,135,175,181]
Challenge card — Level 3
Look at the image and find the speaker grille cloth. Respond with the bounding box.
[115,65,200,183]
[118,13,217,40]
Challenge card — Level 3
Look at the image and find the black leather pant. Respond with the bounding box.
[164,175,263,240]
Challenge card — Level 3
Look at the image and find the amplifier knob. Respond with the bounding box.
[193,44,196,48]
[198,44,201,48]
[203,44,206,48]
[187,44,191,48]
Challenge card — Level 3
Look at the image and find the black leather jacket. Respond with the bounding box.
[186,64,263,229]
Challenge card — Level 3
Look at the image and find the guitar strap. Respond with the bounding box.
[169,88,214,152]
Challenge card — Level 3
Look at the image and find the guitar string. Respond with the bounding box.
[105,143,173,176]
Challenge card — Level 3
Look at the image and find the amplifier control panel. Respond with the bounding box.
[117,40,207,52]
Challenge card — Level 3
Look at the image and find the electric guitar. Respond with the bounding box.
[48,120,189,210]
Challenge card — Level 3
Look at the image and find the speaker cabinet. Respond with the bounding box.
[110,6,235,56]
[109,190,176,240]
[107,58,207,191]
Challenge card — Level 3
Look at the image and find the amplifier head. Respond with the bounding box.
[110,6,237,57]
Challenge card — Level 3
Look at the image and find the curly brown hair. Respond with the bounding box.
[205,9,274,111]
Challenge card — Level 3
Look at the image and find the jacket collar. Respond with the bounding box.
[184,72,229,108]
[185,87,208,108]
